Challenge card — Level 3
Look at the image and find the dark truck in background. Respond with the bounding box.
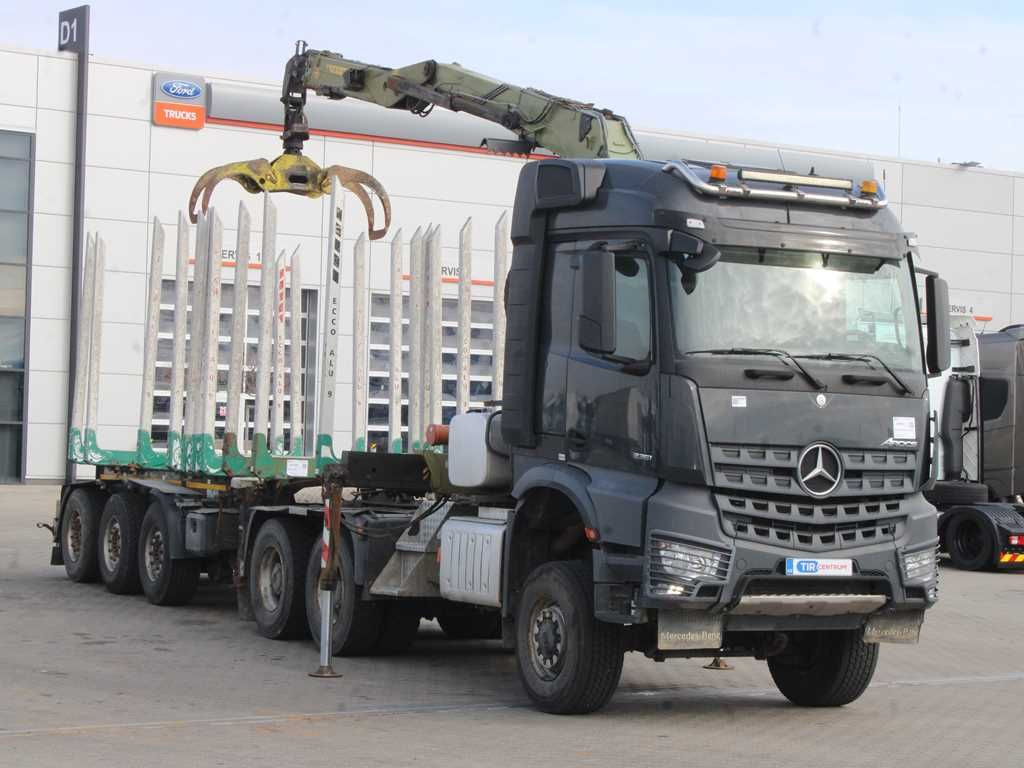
[926,319,1024,569]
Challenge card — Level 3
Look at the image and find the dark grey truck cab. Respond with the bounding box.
[494,155,947,710]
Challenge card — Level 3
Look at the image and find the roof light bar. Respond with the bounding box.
[663,161,888,211]
[739,168,853,191]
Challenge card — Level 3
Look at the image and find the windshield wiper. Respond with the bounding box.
[684,347,825,390]
[794,352,911,395]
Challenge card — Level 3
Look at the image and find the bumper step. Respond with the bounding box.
[733,594,886,616]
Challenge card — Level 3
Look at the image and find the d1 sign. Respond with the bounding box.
[152,72,207,130]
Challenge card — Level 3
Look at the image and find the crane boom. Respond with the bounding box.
[189,41,641,233]
[282,45,642,160]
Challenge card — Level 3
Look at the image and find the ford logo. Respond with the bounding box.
[161,80,202,100]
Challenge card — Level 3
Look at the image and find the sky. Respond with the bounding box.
[4,1,1024,170]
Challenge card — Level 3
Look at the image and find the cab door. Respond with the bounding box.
[564,241,659,475]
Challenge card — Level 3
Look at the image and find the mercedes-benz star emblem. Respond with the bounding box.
[797,443,843,497]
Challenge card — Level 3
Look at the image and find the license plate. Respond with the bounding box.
[785,557,853,576]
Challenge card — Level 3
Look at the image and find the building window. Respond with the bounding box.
[0,132,31,482]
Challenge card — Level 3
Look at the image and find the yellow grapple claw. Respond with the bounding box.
[189,153,391,240]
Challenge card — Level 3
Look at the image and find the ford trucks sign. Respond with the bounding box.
[160,80,202,100]
[152,72,207,129]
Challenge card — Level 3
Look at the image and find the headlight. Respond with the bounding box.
[901,546,938,583]
[649,535,731,597]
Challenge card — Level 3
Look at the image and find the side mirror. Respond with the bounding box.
[925,275,950,374]
[578,249,616,355]
[664,230,721,273]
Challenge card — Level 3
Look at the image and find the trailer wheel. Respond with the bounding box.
[768,629,878,707]
[304,536,383,655]
[62,487,104,583]
[375,606,420,654]
[946,510,995,570]
[438,611,502,640]
[139,502,200,606]
[250,518,313,640]
[515,561,624,714]
[97,492,145,594]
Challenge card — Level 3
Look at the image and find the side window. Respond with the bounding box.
[613,254,651,361]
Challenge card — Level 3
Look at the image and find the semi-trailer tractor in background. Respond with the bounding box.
[47,43,951,714]
[925,317,1024,570]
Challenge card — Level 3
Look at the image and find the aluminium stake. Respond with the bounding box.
[224,202,251,451]
[352,233,368,451]
[388,229,404,452]
[168,213,190,469]
[457,218,472,414]
[492,212,509,401]
[288,247,304,453]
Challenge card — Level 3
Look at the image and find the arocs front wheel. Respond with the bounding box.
[62,488,105,583]
[515,561,624,714]
[98,492,145,594]
[139,502,200,606]
[304,535,382,655]
[768,629,879,707]
[946,510,995,570]
[251,518,313,640]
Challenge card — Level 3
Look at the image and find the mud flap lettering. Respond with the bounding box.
[658,610,723,650]
[863,610,924,644]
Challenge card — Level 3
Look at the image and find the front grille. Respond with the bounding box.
[717,493,905,552]
[709,443,918,498]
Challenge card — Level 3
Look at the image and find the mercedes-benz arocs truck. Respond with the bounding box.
[49,152,950,715]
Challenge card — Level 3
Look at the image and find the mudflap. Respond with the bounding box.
[657,610,724,650]
[864,610,924,644]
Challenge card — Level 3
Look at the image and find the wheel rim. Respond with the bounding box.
[64,508,82,563]
[528,600,567,681]
[258,545,285,614]
[954,519,984,562]
[145,528,165,582]
[103,517,122,573]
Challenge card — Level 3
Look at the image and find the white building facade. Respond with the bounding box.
[2,40,1022,482]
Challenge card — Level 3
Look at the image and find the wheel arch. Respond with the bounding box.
[503,464,597,618]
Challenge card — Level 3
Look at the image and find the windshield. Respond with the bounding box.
[667,248,923,371]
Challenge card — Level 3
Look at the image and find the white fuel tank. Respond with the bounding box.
[448,411,512,489]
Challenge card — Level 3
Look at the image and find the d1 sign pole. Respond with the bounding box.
[59,5,90,484]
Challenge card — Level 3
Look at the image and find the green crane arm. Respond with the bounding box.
[190,41,640,232]
[281,43,642,160]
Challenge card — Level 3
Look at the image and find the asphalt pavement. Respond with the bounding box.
[1,484,1022,767]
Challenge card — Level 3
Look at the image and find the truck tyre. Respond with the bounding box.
[438,611,502,640]
[139,502,200,606]
[768,629,878,707]
[97,492,145,594]
[925,481,989,507]
[515,561,624,714]
[62,487,104,583]
[250,517,313,640]
[304,536,383,655]
[375,606,420,654]
[945,509,995,570]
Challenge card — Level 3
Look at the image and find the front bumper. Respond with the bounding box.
[593,483,939,628]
